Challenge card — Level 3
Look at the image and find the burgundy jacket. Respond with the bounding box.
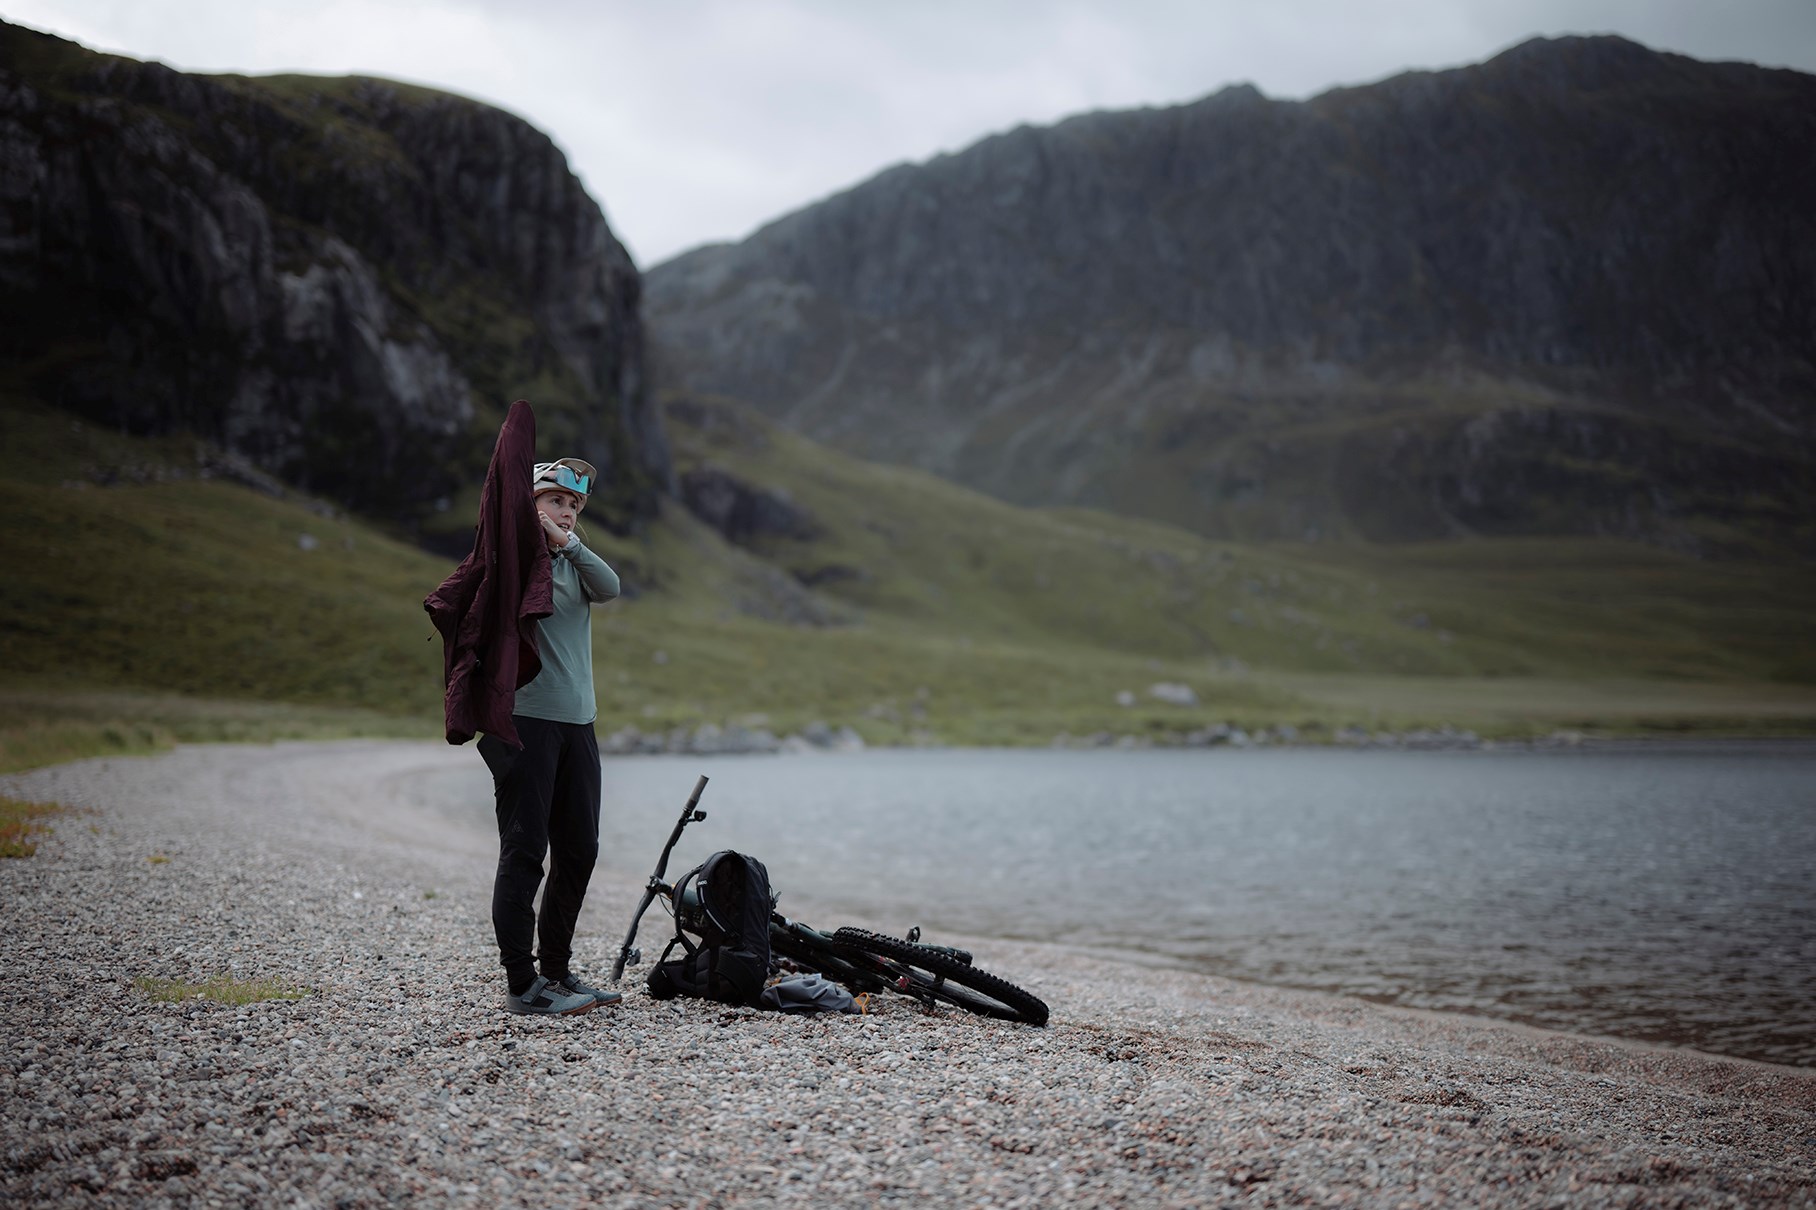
[423,400,554,747]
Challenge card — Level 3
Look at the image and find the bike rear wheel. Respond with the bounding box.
[831,927,1048,1026]
[770,922,891,995]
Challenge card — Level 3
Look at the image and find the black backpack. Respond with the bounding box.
[646,850,773,1007]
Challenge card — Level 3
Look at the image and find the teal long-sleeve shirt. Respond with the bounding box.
[513,533,620,725]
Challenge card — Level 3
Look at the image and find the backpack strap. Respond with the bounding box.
[694,851,736,939]
[671,863,711,958]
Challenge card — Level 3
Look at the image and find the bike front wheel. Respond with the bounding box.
[831,928,1049,1026]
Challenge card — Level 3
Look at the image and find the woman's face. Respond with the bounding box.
[536,488,582,533]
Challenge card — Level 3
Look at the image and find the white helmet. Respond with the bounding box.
[531,458,596,504]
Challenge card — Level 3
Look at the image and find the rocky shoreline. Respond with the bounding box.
[1047,723,1491,751]
[600,720,867,757]
[4,741,1813,1207]
[603,718,1616,756]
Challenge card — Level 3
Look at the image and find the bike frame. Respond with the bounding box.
[607,774,1048,1026]
[610,773,971,991]
[610,774,709,983]
[768,912,892,995]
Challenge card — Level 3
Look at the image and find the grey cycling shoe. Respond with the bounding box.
[506,975,596,1016]
[549,971,623,1007]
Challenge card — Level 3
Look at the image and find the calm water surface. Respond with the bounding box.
[475,746,1814,1065]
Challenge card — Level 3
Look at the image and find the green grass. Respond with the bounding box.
[0,396,447,714]
[0,716,172,775]
[0,688,441,775]
[132,975,307,1005]
[651,394,1816,678]
[0,795,65,858]
[0,394,448,768]
[1,389,1812,770]
[587,593,1311,745]
[0,473,442,708]
[1255,672,1816,739]
[1282,538,1816,683]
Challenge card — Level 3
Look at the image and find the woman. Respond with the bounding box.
[478,457,623,1015]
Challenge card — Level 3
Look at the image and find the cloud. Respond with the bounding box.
[6,0,1814,265]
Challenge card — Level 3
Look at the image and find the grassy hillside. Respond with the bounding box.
[0,397,446,712]
[660,394,1816,683]
[2,390,1811,773]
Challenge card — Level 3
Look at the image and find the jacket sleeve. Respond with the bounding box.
[559,536,621,604]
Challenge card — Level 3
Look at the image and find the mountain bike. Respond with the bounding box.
[610,775,1049,1026]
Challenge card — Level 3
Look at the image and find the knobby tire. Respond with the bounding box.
[769,925,889,995]
[831,928,1049,1026]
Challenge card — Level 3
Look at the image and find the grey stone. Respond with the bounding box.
[1146,682,1198,707]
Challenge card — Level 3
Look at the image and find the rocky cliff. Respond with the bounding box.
[647,37,1816,555]
[0,21,670,533]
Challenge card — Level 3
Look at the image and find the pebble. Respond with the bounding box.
[2,741,1813,1207]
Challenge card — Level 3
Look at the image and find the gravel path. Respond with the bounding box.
[3,741,1813,1207]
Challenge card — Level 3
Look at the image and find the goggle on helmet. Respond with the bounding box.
[532,459,595,500]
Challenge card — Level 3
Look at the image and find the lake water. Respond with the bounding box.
[479,745,1815,1066]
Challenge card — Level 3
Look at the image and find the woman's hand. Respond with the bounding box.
[538,510,571,552]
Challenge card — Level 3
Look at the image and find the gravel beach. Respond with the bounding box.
[3,741,1813,1208]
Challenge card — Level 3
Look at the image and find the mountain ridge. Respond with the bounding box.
[0,20,671,533]
[646,35,1816,556]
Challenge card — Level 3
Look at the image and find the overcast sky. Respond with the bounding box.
[7,0,1814,267]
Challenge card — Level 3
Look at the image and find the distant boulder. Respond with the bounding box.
[1147,682,1199,707]
[681,465,821,546]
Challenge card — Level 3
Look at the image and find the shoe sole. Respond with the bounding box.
[506,998,597,1016]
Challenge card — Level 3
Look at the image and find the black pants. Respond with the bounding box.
[478,716,601,991]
